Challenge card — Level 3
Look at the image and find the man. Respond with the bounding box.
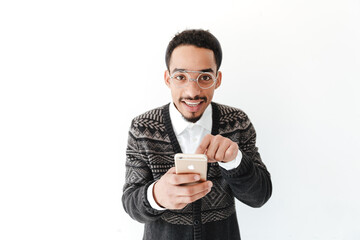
[122,29,272,240]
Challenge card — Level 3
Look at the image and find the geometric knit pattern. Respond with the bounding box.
[123,102,271,225]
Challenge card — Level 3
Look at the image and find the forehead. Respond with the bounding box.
[169,45,216,73]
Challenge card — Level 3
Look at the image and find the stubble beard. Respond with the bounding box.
[182,113,202,123]
[177,96,208,123]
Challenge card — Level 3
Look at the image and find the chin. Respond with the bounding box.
[181,112,203,123]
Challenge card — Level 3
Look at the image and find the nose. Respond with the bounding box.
[184,78,201,97]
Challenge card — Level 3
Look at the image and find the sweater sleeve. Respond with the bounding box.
[220,119,272,208]
[121,120,165,223]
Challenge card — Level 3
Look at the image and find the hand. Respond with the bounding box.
[196,134,238,163]
[153,167,213,210]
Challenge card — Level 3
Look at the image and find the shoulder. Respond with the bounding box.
[212,102,252,130]
[130,103,169,129]
[212,102,249,120]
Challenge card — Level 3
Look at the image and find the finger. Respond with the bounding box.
[205,135,221,161]
[176,181,213,197]
[176,185,212,204]
[169,173,201,185]
[214,140,230,162]
[166,167,176,174]
[224,143,239,162]
[195,134,212,154]
[165,167,199,185]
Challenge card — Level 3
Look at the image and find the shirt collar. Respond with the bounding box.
[169,102,212,136]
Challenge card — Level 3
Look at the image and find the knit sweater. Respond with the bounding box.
[122,102,272,240]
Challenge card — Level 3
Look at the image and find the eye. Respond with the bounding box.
[173,73,187,81]
[199,74,213,81]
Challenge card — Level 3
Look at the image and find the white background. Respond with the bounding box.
[1,0,359,239]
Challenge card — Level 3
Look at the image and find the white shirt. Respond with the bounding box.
[147,103,242,210]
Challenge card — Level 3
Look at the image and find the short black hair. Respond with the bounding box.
[165,29,222,72]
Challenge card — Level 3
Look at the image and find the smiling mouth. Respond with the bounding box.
[183,101,202,107]
[178,96,207,113]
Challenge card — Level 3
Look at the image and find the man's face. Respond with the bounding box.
[164,45,222,123]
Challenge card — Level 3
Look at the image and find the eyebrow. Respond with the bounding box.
[172,68,214,73]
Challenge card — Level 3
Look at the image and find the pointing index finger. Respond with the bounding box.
[195,134,212,154]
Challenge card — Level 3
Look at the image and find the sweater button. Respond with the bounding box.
[193,220,199,225]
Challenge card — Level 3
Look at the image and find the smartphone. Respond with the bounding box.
[174,153,208,183]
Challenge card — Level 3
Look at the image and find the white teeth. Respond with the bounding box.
[184,101,200,106]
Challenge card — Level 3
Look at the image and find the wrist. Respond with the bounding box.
[218,150,242,170]
[153,181,165,209]
[147,181,166,210]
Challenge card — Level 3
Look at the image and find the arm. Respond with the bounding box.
[122,121,213,222]
[222,121,272,208]
[196,123,272,208]
[121,121,164,223]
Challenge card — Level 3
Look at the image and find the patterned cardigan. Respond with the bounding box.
[122,102,272,240]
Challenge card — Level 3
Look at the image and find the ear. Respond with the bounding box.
[164,70,171,88]
[215,71,222,89]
